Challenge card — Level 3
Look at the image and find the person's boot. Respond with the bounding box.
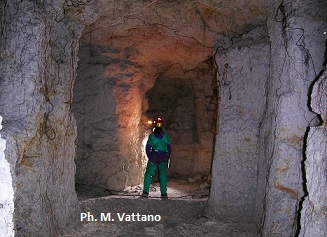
[141,192,149,198]
[161,193,168,199]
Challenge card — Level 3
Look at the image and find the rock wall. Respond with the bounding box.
[208,27,270,222]
[0,1,83,236]
[258,1,326,236]
[299,70,327,237]
[0,1,325,236]
[73,39,147,191]
[0,115,14,237]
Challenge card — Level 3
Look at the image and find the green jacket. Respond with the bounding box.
[147,133,171,153]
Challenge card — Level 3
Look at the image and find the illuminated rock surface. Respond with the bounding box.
[0,1,326,236]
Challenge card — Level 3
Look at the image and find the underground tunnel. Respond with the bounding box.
[72,19,217,197]
[0,1,327,237]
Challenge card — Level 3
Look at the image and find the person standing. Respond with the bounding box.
[142,118,171,198]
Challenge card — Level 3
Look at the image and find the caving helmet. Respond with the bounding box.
[153,118,164,128]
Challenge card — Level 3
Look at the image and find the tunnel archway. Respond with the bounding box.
[145,63,217,179]
[72,23,218,198]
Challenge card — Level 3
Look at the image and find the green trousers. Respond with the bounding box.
[143,161,168,194]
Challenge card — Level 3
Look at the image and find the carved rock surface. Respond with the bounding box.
[299,70,327,237]
[209,27,270,222]
[258,1,327,236]
[0,1,326,236]
[0,1,82,236]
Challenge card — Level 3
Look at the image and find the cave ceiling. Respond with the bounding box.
[74,0,268,76]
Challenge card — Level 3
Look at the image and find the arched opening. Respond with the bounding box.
[137,63,217,198]
[72,23,217,199]
[144,63,217,193]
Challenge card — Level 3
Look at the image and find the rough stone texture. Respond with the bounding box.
[0,1,83,236]
[311,71,327,122]
[1,0,326,236]
[257,1,327,236]
[0,116,14,237]
[299,70,327,237]
[73,41,145,191]
[208,27,270,222]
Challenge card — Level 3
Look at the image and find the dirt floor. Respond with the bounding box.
[76,178,211,200]
[67,179,257,237]
[62,217,257,237]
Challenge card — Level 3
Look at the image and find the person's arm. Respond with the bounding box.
[146,134,154,157]
[167,144,171,157]
[165,134,171,157]
[146,143,152,156]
